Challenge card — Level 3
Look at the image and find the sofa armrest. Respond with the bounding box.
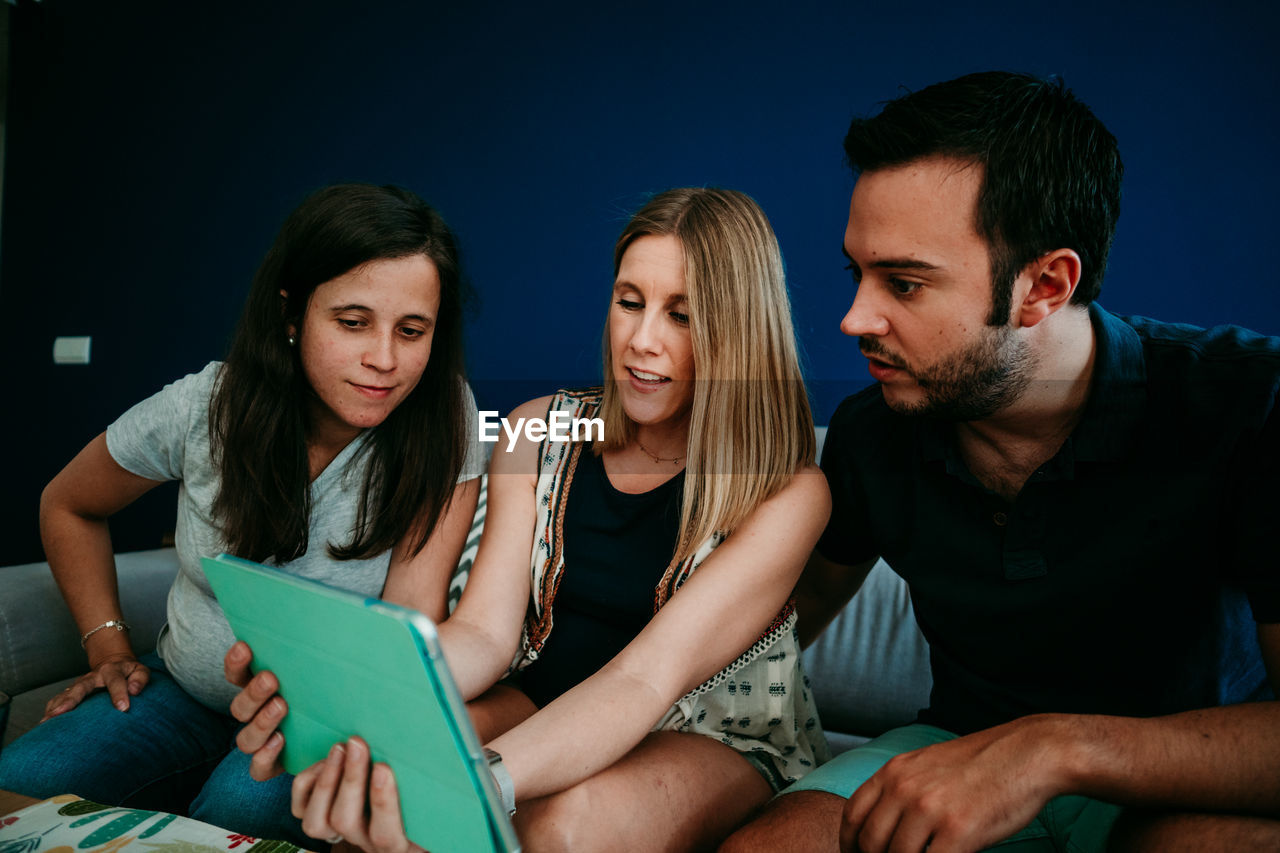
[0,548,178,704]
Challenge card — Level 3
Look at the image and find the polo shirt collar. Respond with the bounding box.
[1072,303,1148,461]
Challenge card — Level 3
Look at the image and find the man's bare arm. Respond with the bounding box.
[840,624,1280,852]
[1068,623,1280,812]
[793,550,879,648]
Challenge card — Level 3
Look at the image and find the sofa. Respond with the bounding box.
[0,428,934,757]
[1,548,179,751]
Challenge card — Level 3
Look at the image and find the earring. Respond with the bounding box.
[287,334,297,346]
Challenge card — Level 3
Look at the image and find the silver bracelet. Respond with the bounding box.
[484,748,516,816]
[80,618,131,648]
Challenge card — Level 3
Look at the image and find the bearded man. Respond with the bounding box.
[724,71,1280,853]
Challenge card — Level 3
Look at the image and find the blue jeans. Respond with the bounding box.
[0,654,309,846]
[787,724,1122,852]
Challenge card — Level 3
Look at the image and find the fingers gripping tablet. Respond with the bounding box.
[202,553,519,853]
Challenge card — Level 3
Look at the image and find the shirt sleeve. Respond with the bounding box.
[815,400,879,566]
[104,363,220,483]
[456,380,488,482]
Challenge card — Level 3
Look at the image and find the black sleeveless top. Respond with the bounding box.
[519,448,685,708]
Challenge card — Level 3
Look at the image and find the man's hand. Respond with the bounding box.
[840,717,1068,853]
[41,654,150,721]
[225,640,288,781]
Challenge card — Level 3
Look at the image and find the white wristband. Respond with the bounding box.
[484,748,516,816]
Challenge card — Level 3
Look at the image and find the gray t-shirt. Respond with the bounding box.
[105,361,485,711]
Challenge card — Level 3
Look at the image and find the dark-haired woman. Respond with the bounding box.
[0,184,484,845]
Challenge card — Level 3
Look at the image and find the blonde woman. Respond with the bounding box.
[230,187,831,851]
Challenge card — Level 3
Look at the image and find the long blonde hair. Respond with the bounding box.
[599,188,815,565]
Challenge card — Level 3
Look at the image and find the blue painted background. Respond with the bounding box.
[4,0,1277,564]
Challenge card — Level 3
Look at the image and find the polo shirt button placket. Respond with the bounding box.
[1000,493,1049,580]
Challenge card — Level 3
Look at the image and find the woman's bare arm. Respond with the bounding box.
[487,462,831,800]
[39,432,165,716]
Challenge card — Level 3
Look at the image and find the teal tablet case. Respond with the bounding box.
[201,554,520,853]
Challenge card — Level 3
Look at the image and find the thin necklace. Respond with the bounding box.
[636,439,685,466]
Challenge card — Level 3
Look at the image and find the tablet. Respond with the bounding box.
[202,553,520,853]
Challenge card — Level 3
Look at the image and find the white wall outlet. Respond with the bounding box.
[53,336,92,365]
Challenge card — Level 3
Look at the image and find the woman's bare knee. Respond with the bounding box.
[719,790,844,853]
[516,784,598,853]
[516,733,774,852]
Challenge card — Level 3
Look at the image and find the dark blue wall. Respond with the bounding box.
[4,0,1278,564]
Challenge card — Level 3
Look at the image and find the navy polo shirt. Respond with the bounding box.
[818,305,1280,736]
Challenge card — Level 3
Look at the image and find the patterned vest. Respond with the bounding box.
[511,389,830,784]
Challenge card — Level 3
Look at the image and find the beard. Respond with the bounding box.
[861,325,1036,421]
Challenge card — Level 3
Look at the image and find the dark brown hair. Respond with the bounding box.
[210,183,471,563]
[845,71,1123,322]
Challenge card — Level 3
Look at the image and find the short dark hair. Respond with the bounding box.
[211,183,473,564]
[844,71,1123,321]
